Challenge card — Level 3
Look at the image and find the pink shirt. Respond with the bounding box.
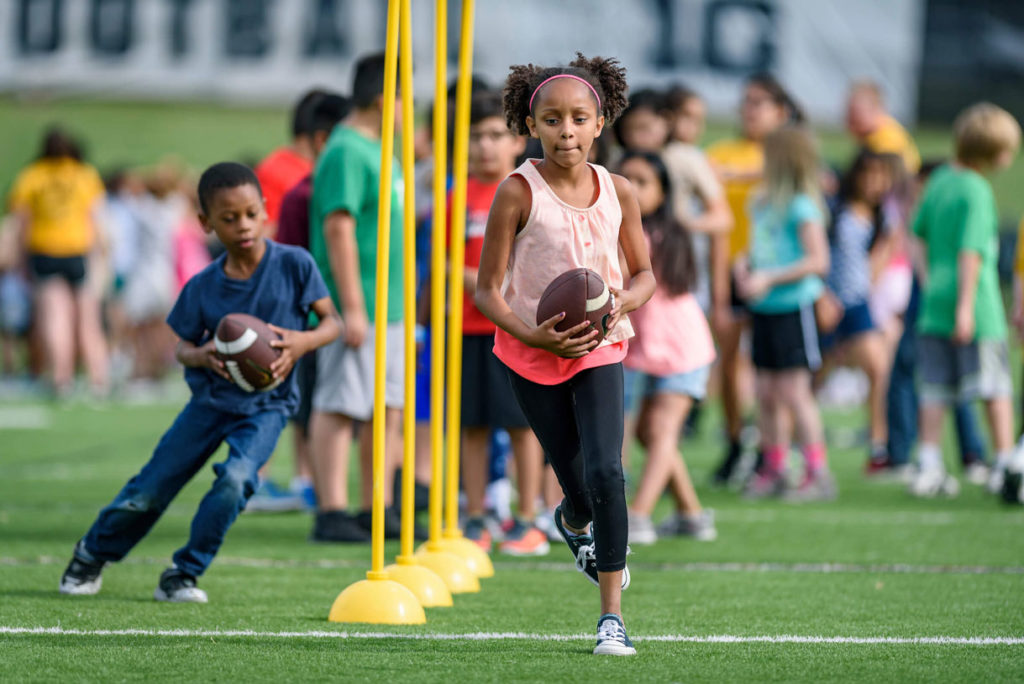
[626,290,715,376]
[494,160,633,385]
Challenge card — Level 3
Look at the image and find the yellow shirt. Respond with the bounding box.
[8,158,104,257]
[864,114,921,175]
[705,138,763,260]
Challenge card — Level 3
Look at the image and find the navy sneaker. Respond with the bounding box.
[59,543,104,596]
[594,613,636,656]
[154,568,208,603]
[553,504,629,590]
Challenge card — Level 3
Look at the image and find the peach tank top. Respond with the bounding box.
[493,159,633,385]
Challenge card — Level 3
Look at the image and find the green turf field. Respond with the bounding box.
[2,96,1023,224]
[2,394,1022,682]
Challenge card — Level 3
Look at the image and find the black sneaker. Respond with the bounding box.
[594,613,636,656]
[59,544,104,596]
[311,510,371,543]
[553,504,630,590]
[711,440,742,486]
[355,507,427,541]
[154,568,208,603]
[392,469,431,512]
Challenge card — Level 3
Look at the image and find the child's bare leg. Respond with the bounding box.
[509,427,542,520]
[37,279,74,391]
[598,571,622,617]
[983,396,1014,457]
[780,369,823,447]
[462,427,490,517]
[847,332,890,446]
[309,411,354,511]
[667,452,702,515]
[630,394,691,516]
[75,286,108,391]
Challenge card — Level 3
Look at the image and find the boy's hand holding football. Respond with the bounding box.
[267,324,311,380]
[178,340,231,381]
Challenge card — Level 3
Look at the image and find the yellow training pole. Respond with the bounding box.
[414,0,480,595]
[437,0,494,578]
[384,0,453,608]
[329,0,424,624]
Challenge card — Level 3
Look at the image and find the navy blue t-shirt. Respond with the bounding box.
[166,239,330,416]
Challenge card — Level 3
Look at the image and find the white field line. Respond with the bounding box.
[0,406,51,430]
[1,626,1022,646]
[3,555,1023,576]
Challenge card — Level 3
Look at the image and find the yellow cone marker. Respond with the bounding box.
[440,0,494,579]
[414,0,481,595]
[384,0,453,608]
[328,0,424,625]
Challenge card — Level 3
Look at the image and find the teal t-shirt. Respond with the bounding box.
[748,193,824,313]
[913,164,1005,340]
[310,125,404,322]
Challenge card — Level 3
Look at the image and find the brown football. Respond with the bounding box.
[535,268,614,345]
[214,313,282,393]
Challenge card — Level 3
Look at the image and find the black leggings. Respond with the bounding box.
[506,362,627,572]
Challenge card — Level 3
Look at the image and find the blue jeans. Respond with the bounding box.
[79,401,287,577]
[887,278,987,466]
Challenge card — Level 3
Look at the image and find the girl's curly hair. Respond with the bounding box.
[502,52,628,135]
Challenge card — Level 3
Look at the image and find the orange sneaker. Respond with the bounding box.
[499,519,550,556]
[464,517,492,552]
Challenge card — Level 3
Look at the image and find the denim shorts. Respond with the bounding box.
[623,364,712,413]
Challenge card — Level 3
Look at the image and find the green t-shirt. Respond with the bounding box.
[310,125,404,322]
[913,164,1005,340]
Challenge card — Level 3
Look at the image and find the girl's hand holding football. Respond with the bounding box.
[268,324,309,379]
[606,287,640,332]
[526,313,599,358]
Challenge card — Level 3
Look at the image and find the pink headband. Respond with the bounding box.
[528,74,601,112]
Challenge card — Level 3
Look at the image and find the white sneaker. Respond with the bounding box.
[154,568,208,603]
[657,510,718,541]
[909,468,959,498]
[987,466,1006,495]
[965,462,991,487]
[627,513,657,545]
[593,614,636,656]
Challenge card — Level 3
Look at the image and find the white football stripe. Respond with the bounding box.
[225,360,255,392]
[2,626,1022,645]
[215,328,258,355]
[585,282,609,312]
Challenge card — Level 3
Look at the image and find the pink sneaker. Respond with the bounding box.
[786,469,838,502]
[742,469,788,499]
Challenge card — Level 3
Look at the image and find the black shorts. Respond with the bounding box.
[460,334,529,429]
[292,352,317,431]
[728,271,748,315]
[751,304,821,371]
[28,254,87,288]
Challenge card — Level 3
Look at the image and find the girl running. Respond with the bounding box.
[618,151,717,544]
[735,126,834,501]
[475,54,655,656]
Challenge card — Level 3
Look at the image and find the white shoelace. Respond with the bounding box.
[597,618,627,644]
[573,541,595,573]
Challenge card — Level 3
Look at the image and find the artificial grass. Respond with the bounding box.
[1,395,1022,681]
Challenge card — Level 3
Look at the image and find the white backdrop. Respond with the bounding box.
[0,0,926,125]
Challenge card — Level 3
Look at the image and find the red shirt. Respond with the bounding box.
[276,175,312,249]
[255,147,313,229]
[452,176,500,335]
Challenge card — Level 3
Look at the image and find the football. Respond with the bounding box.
[535,268,614,346]
[213,313,282,393]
